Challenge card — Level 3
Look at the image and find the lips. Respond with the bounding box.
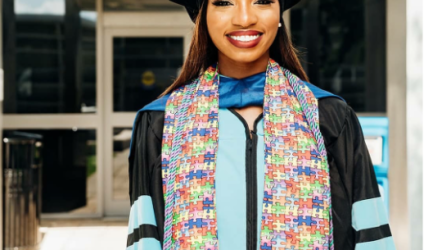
[226,30,263,49]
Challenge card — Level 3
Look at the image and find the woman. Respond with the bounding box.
[126,0,395,249]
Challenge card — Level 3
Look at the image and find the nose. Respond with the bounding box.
[231,1,258,28]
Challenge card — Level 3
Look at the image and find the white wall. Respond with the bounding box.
[407,0,423,249]
[388,0,423,249]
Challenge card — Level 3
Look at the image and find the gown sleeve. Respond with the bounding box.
[324,101,396,249]
[126,111,164,250]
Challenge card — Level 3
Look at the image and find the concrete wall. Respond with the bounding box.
[387,0,409,249]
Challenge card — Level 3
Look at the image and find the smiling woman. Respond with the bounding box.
[126,0,396,250]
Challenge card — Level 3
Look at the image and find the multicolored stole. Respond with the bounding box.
[161,59,334,250]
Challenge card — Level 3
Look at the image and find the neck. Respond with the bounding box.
[217,52,269,79]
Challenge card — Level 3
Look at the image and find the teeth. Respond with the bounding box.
[229,34,260,42]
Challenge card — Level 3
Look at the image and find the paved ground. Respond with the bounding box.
[39,219,128,250]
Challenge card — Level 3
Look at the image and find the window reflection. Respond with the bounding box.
[113,37,184,112]
[290,0,386,112]
[3,0,97,114]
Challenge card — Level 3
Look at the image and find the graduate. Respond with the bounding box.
[126,0,396,249]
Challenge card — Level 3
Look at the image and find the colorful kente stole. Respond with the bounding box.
[161,59,334,250]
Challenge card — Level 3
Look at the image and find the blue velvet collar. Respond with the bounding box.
[141,72,343,112]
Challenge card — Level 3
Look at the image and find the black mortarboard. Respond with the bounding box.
[170,0,300,22]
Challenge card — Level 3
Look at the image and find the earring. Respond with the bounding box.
[278,23,282,28]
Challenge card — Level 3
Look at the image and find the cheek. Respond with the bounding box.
[207,12,227,45]
[262,11,280,31]
[262,15,280,43]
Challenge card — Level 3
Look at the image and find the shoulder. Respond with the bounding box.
[317,95,363,150]
[132,94,168,139]
[317,97,350,147]
[129,110,164,159]
[302,80,345,102]
[133,110,165,138]
[299,80,349,146]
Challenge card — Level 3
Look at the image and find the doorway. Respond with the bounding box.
[101,12,192,216]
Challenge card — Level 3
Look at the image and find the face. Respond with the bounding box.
[206,0,280,64]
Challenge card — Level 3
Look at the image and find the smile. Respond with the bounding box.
[228,35,261,42]
[226,31,263,49]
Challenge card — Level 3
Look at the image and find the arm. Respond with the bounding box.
[326,104,396,249]
[127,111,163,250]
[346,107,396,249]
[319,97,396,249]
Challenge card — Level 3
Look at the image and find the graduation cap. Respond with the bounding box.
[170,0,300,22]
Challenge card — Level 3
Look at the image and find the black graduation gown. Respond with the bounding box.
[127,97,394,250]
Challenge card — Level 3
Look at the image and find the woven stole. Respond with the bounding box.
[161,59,333,250]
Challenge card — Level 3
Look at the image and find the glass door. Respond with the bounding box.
[103,25,192,216]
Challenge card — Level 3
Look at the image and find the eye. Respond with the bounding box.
[212,0,233,6]
[255,0,274,4]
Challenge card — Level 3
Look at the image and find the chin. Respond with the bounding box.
[224,51,267,64]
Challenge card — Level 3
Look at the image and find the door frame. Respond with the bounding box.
[101,12,192,216]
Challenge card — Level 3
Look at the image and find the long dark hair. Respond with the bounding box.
[161,2,309,97]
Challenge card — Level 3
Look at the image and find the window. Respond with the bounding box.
[113,37,184,112]
[3,0,97,113]
[290,0,386,112]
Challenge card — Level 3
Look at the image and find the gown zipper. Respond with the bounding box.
[229,109,263,250]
